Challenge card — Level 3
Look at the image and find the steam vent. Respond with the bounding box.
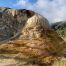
[0,7,66,66]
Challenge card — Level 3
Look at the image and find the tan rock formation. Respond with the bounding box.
[21,14,50,39]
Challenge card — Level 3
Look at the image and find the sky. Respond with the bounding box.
[0,0,66,23]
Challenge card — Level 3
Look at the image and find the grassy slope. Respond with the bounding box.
[51,22,66,36]
[52,59,66,66]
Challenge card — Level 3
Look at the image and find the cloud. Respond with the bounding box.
[16,0,30,7]
[15,0,66,23]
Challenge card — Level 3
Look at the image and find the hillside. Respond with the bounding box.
[51,21,66,41]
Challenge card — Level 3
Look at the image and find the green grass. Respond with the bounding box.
[52,59,66,66]
[56,28,66,37]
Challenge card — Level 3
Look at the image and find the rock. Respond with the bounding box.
[0,7,35,43]
[20,14,50,39]
[0,7,66,66]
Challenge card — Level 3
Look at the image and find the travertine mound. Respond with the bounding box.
[20,14,50,39]
[0,7,66,66]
